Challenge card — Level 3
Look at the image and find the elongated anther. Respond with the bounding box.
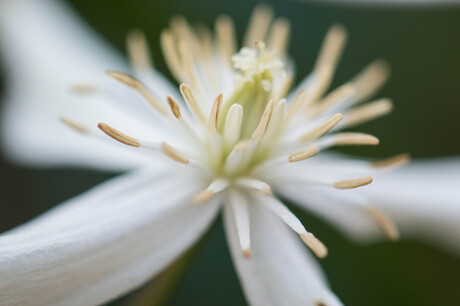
[106,71,168,115]
[167,96,182,119]
[352,60,390,102]
[160,30,183,81]
[194,179,228,204]
[126,29,152,70]
[289,145,319,163]
[180,84,207,124]
[193,189,214,204]
[300,233,328,258]
[237,178,272,195]
[299,113,343,143]
[345,98,393,127]
[98,123,140,147]
[161,142,189,164]
[315,24,347,70]
[267,17,290,56]
[215,15,237,60]
[60,117,89,134]
[372,153,410,169]
[251,99,274,141]
[335,133,379,146]
[309,84,355,117]
[333,176,373,189]
[243,4,274,46]
[365,206,399,241]
[208,94,223,132]
[242,249,252,258]
[70,84,98,94]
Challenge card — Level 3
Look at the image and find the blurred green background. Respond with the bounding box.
[1,0,460,305]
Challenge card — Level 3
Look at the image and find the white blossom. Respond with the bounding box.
[0,1,459,305]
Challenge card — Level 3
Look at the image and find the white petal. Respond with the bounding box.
[0,166,219,305]
[224,197,342,306]
[364,157,460,254]
[0,0,173,171]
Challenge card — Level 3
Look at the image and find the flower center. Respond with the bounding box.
[219,42,285,139]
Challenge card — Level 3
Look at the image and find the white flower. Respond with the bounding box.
[1,1,459,306]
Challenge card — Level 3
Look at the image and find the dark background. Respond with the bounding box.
[1,0,460,305]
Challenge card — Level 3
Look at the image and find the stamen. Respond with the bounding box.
[251,99,274,141]
[365,206,399,241]
[193,189,214,204]
[126,29,152,71]
[194,178,229,204]
[236,178,272,195]
[286,89,309,120]
[272,74,294,103]
[215,15,237,61]
[178,39,201,89]
[352,59,390,103]
[70,84,98,94]
[60,117,89,134]
[170,16,198,50]
[223,144,246,174]
[344,98,393,128]
[229,191,251,257]
[208,94,223,132]
[289,145,319,163]
[106,71,168,115]
[298,113,344,144]
[223,104,244,148]
[243,4,274,46]
[167,96,182,119]
[297,66,334,114]
[308,84,355,117]
[300,233,328,259]
[263,99,286,142]
[98,123,140,147]
[372,153,410,169]
[315,24,347,70]
[160,30,183,80]
[161,142,190,164]
[309,66,334,104]
[267,18,290,56]
[262,195,328,258]
[333,176,373,189]
[180,84,207,124]
[334,133,380,146]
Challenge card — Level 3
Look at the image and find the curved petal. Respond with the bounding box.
[364,157,460,255]
[223,197,342,306]
[0,165,219,305]
[272,154,460,255]
[0,0,174,171]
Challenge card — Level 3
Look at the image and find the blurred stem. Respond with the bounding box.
[121,219,219,306]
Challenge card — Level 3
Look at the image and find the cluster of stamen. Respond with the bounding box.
[63,5,408,262]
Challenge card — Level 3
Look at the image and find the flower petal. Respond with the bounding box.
[364,157,460,254]
[223,196,342,306]
[0,0,174,171]
[0,165,219,305]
